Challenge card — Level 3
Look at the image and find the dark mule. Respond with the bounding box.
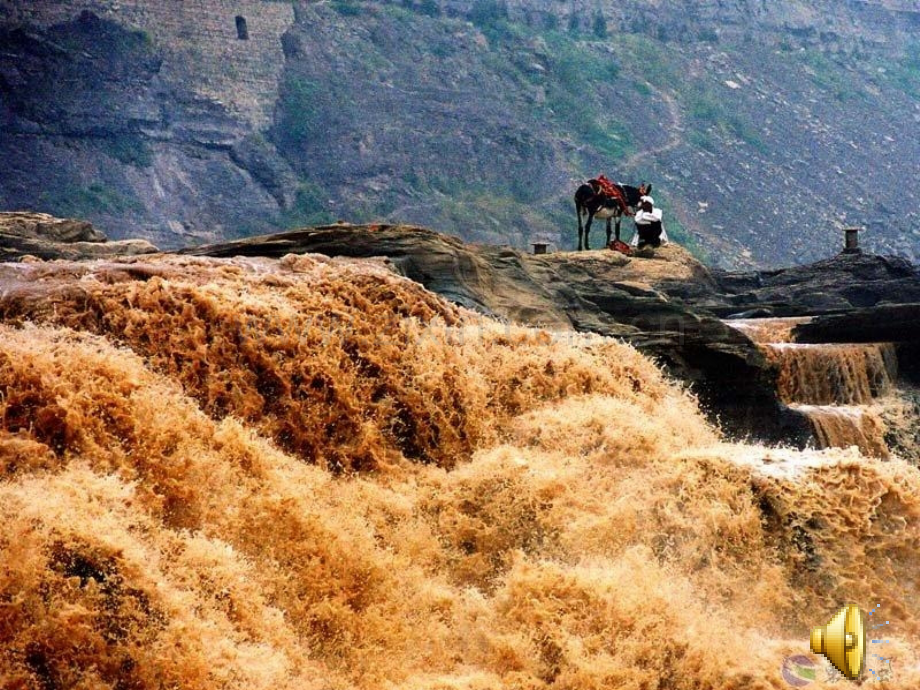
[574,180,650,250]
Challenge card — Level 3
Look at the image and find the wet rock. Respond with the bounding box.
[726,307,774,319]
[794,303,920,345]
[682,252,920,317]
[797,291,852,311]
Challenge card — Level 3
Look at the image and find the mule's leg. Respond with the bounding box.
[583,215,593,250]
[605,218,613,246]
[576,203,584,251]
[615,216,622,242]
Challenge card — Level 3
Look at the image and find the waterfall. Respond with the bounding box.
[790,404,890,459]
[764,343,897,406]
[725,317,812,344]
[726,318,894,457]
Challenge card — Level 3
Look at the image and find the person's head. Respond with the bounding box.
[641,200,653,212]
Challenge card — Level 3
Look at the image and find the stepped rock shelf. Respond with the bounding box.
[724,318,900,458]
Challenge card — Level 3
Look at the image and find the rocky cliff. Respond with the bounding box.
[2,0,919,267]
[0,1,295,246]
[455,0,920,49]
[0,211,157,260]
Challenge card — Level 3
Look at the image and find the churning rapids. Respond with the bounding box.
[2,255,920,689]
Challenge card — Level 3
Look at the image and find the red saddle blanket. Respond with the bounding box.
[595,175,632,216]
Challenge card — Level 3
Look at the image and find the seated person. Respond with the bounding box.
[630,200,669,249]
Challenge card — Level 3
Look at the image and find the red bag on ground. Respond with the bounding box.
[609,239,633,256]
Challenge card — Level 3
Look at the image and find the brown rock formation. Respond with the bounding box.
[0,211,105,243]
[0,211,158,261]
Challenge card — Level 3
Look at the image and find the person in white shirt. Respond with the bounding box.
[631,199,669,249]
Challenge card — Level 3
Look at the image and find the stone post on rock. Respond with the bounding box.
[842,227,862,255]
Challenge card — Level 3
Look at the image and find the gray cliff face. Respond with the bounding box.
[0,2,295,247]
[1,0,919,267]
[437,0,920,50]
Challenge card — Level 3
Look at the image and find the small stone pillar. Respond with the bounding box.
[842,227,862,254]
[532,243,549,255]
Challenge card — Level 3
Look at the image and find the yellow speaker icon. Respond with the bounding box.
[810,605,867,680]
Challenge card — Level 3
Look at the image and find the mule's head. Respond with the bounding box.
[639,182,653,196]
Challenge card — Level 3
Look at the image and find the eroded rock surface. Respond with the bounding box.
[709,253,920,316]
[0,212,158,261]
[0,211,105,243]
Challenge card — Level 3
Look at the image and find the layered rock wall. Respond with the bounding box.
[0,0,297,246]
[2,0,920,261]
[438,0,920,51]
[0,0,294,129]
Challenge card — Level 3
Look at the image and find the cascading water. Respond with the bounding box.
[765,343,897,406]
[791,404,891,459]
[727,318,896,457]
[2,258,920,688]
[725,316,812,345]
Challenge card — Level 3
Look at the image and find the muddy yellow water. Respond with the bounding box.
[725,317,813,345]
[2,257,919,689]
[727,317,899,458]
[765,343,897,407]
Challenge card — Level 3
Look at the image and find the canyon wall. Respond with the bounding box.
[1,0,919,265]
[2,0,293,129]
[0,0,295,246]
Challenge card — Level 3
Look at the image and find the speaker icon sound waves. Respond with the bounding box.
[810,605,867,680]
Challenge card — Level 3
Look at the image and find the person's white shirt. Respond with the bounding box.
[634,208,662,225]
[630,207,669,246]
